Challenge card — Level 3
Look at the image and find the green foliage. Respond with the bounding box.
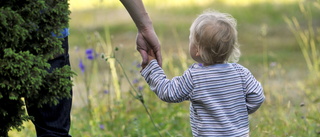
[8,0,320,136]
[285,0,320,130]
[66,1,319,136]
[0,0,74,136]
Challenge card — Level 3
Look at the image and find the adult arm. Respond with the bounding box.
[120,0,162,67]
[141,60,193,103]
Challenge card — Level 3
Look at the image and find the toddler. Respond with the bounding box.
[140,10,265,136]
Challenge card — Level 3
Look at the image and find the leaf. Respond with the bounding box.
[306,115,320,123]
[313,97,320,103]
[9,92,19,100]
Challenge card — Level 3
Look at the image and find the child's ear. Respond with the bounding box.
[196,51,200,57]
[196,46,201,57]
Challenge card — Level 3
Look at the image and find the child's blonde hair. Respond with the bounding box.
[189,10,241,64]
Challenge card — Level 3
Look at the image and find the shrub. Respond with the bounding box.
[0,1,74,136]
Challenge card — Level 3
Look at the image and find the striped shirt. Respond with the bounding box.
[141,60,265,137]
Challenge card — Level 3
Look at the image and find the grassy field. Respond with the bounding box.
[9,0,320,136]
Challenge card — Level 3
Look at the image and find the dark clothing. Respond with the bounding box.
[26,37,72,137]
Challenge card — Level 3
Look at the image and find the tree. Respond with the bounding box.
[0,1,74,136]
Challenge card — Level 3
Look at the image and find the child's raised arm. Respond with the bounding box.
[141,60,194,103]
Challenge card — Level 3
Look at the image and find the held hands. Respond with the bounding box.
[140,49,156,69]
[140,48,156,69]
[120,0,161,69]
[136,27,162,69]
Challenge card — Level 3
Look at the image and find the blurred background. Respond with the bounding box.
[10,0,320,136]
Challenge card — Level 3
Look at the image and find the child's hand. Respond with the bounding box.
[141,49,156,69]
[147,49,156,62]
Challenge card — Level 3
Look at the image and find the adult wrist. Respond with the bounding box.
[136,13,153,32]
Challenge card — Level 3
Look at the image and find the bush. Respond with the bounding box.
[0,1,74,136]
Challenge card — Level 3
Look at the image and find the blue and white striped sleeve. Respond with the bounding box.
[242,68,265,114]
[141,60,194,103]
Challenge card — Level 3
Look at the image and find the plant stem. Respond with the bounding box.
[114,58,163,137]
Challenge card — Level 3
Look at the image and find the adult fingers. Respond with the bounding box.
[138,49,148,68]
[153,49,162,67]
[144,33,162,67]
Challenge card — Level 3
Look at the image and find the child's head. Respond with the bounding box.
[189,10,240,65]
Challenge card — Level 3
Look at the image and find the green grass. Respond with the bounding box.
[9,0,320,137]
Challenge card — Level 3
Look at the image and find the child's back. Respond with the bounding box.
[140,10,265,136]
[188,63,263,136]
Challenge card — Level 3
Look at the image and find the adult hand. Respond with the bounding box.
[120,0,162,68]
[136,27,162,68]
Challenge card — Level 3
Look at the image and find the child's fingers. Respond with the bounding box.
[148,49,156,57]
[150,49,156,57]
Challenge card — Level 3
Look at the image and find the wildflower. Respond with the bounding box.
[138,86,143,91]
[198,63,203,67]
[132,61,141,68]
[85,48,94,60]
[79,60,85,73]
[103,90,109,94]
[87,54,94,60]
[136,63,141,68]
[99,124,105,130]
[133,79,139,84]
[100,53,105,59]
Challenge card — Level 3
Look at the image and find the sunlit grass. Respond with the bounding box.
[69,0,212,10]
[69,0,300,11]
[221,0,299,6]
[8,0,320,136]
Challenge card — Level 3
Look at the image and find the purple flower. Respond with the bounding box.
[136,63,141,68]
[87,55,94,60]
[86,48,93,54]
[86,49,95,60]
[79,60,85,73]
[198,63,203,67]
[133,79,139,84]
[103,90,109,94]
[132,61,141,68]
[138,86,143,91]
[99,124,105,130]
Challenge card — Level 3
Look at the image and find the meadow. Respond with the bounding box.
[9,0,320,136]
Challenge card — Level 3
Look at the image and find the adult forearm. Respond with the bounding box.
[120,0,153,31]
